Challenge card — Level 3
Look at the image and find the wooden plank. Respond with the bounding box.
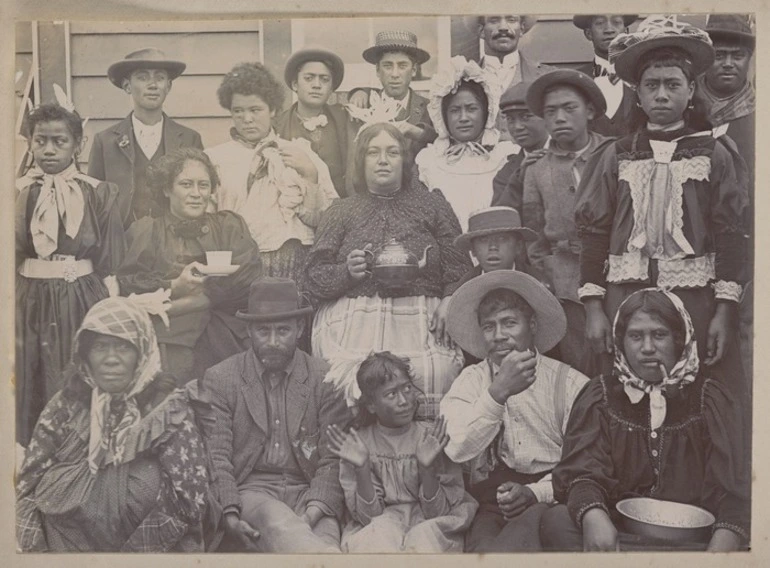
[37,22,68,106]
[16,22,33,53]
[70,21,262,35]
[261,19,292,111]
[72,75,235,120]
[71,32,260,77]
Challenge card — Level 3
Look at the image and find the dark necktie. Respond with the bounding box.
[594,64,620,85]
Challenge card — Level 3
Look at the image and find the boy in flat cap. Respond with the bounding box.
[573,15,638,136]
[347,31,437,160]
[88,48,203,228]
[520,69,609,374]
[274,48,355,197]
[491,81,549,211]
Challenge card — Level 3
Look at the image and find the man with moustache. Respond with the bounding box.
[521,70,608,374]
[274,48,355,197]
[347,30,437,159]
[202,278,352,552]
[477,15,552,140]
[441,271,589,551]
[573,15,637,136]
[88,48,203,228]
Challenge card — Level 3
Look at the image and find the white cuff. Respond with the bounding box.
[479,388,507,419]
[525,478,554,504]
[713,280,742,302]
[578,283,606,300]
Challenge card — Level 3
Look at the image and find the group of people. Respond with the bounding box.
[15,13,753,553]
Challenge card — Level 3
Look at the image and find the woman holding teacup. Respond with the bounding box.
[540,289,749,552]
[117,147,262,380]
[303,122,471,421]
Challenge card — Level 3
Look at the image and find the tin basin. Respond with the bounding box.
[616,498,715,543]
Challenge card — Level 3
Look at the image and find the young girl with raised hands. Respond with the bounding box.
[326,351,477,553]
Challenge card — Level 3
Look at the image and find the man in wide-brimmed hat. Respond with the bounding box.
[476,15,553,141]
[491,81,549,210]
[518,69,609,374]
[88,48,203,228]
[202,278,352,552]
[572,14,638,136]
[274,48,355,197]
[440,271,589,552]
[347,30,437,159]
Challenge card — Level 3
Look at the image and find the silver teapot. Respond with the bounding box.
[364,238,432,289]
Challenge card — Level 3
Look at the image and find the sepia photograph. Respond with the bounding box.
[7,5,759,561]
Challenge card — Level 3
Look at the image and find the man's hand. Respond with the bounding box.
[171,262,208,298]
[488,349,537,404]
[704,302,736,366]
[521,148,548,168]
[496,482,537,520]
[429,296,454,348]
[394,121,422,140]
[223,512,260,551]
[348,90,370,109]
[301,504,326,529]
[585,298,613,355]
[279,144,318,184]
[582,508,619,551]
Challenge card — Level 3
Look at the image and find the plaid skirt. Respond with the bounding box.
[311,294,464,420]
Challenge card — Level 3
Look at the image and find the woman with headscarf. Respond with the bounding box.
[540,289,749,552]
[16,297,209,552]
[415,56,517,232]
[576,16,749,385]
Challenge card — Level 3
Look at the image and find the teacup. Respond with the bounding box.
[206,251,233,266]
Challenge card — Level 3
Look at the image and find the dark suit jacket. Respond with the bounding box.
[87,113,203,227]
[202,348,352,520]
[491,151,527,211]
[575,62,636,138]
[273,102,356,197]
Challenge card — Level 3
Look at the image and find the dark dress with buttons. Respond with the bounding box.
[117,211,262,377]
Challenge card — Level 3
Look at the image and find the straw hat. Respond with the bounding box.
[446,271,566,358]
[454,207,537,252]
[362,30,431,65]
[236,278,313,322]
[107,47,186,88]
[526,68,607,118]
[284,48,345,91]
[609,15,714,84]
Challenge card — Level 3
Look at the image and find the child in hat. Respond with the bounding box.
[327,351,477,552]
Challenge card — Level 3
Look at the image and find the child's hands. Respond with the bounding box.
[415,415,449,469]
[327,424,370,468]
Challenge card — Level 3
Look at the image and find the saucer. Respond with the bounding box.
[197,264,240,276]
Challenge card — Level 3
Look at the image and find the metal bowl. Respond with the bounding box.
[616,498,715,543]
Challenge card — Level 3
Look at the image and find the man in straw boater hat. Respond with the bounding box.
[491,81,550,211]
[572,14,638,136]
[88,48,203,228]
[346,30,437,159]
[274,47,355,197]
[202,278,352,552]
[440,271,589,552]
[519,68,609,374]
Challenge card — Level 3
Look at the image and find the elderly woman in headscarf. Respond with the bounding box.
[16,297,209,552]
[540,288,749,552]
[415,56,517,232]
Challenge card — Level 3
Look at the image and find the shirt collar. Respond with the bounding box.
[593,55,613,72]
[131,112,164,134]
[381,88,411,108]
[549,134,594,158]
[522,137,550,157]
[484,50,520,70]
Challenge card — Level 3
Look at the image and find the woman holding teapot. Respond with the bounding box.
[304,123,472,420]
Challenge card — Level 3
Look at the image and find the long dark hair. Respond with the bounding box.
[351,123,414,194]
[614,290,687,360]
[629,46,712,132]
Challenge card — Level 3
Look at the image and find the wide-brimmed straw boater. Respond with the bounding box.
[235,277,313,322]
[284,47,346,91]
[454,206,537,252]
[572,15,637,30]
[107,47,187,88]
[525,68,608,118]
[362,30,431,65]
[446,270,566,359]
[608,15,714,84]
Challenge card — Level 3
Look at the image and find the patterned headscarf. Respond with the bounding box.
[71,297,162,473]
[612,288,699,430]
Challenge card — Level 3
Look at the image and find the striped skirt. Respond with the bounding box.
[312,294,464,421]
